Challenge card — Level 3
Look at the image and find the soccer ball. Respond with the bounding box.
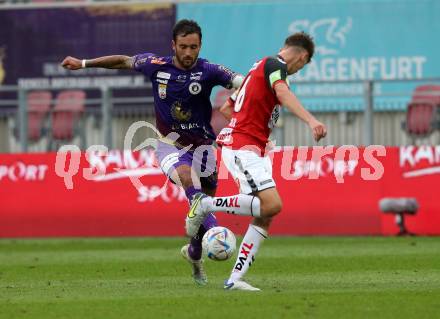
[202,226,236,261]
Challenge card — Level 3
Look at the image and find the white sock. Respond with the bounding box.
[201,194,261,217]
[228,224,267,283]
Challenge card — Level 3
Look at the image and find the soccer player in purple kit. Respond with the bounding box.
[61,20,244,286]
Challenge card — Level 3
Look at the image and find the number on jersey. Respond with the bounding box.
[234,76,251,112]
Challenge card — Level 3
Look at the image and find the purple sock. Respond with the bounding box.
[188,213,218,260]
[202,213,218,230]
[188,225,205,260]
[185,186,200,203]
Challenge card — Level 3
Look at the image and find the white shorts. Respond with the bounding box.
[221,147,276,195]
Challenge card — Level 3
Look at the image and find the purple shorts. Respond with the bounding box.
[155,141,218,189]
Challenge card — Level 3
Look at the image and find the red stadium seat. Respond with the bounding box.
[411,85,440,104]
[27,91,52,141]
[403,85,440,137]
[13,90,51,142]
[51,90,85,141]
[405,102,437,136]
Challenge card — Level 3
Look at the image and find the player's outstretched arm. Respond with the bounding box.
[274,82,327,142]
[61,55,134,70]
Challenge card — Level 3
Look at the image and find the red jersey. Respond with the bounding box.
[216,56,288,154]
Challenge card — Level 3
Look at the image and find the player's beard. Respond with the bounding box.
[176,54,196,69]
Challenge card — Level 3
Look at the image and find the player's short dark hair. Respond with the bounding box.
[284,32,315,63]
[173,19,202,42]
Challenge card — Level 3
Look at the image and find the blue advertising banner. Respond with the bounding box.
[178,0,440,111]
[0,4,176,89]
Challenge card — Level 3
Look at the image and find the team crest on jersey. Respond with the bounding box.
[189,82,202,95]
[158,83,167,99]
[171,101,192,121]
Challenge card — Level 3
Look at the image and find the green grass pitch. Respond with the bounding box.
[1,237,439,319]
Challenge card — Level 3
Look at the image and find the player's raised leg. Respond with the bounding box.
[186,192,263,237]
[185,147,279,237]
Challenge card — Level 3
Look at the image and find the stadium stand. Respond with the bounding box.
[13,90,52,142]
[49,90,85,149]
[403,85,440,138]
[27,90,52,141]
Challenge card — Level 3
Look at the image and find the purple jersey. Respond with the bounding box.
[133,53,236,147]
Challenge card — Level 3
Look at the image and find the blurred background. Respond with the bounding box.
[0,0,439,237]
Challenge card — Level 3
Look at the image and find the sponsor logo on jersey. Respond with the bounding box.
[189,82,202,95]
[158,83,167,99]
[171,101,192,121]
[177,74,187,82]
[190,72,202,80]
[157,71,171,80]
[156,78,168,84]
[216,127,233,144]
[234,242,254,271]
[171,123,201,130]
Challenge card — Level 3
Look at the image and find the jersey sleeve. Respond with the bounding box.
[207,63,237,89]
[133,53,159,78]
[264,57,288,92]
[229,90,238,103]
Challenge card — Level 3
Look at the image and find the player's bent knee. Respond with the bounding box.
[257,188,283,217]
[273,200,283,215]
[260,199,282,217]
[268,200,282,216]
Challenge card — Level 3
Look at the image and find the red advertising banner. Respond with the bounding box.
[0,146,439,237]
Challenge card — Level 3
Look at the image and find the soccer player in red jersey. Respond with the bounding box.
[185,32,327,290]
